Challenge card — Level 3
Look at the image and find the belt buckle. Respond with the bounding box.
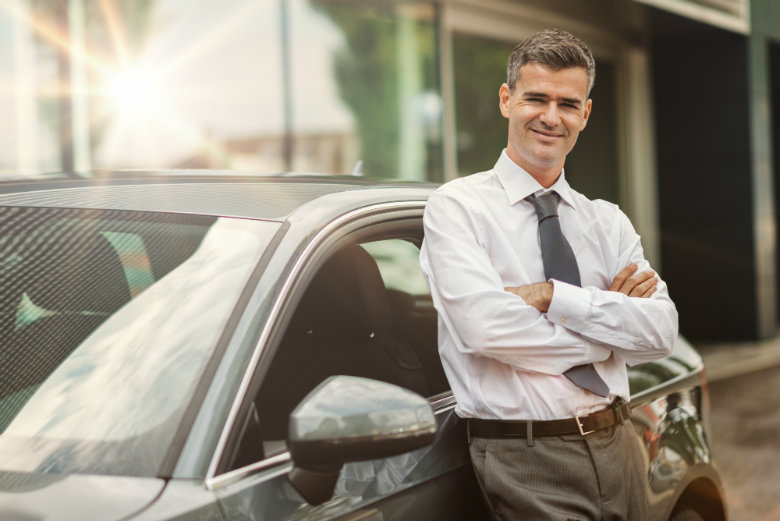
[575,413,595,436]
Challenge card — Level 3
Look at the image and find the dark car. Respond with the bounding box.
[0,174,725,520]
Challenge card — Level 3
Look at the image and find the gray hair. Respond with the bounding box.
[507,28,595,95]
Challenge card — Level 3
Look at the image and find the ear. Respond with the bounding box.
[580,99,592,130]
[499,83,511,119]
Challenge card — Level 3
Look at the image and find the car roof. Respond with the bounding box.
[0,172,439,221]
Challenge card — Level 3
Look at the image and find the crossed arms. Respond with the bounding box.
[419,188,679,375]
[506,263,658,313]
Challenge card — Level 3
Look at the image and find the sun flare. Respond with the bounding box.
[104,67,163,115]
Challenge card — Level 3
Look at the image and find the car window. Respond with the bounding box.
[362,239,429,295]
[362,238,448,394]
[0,207,280,477]
[231,238,447,469]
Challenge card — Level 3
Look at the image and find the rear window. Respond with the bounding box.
[0,206,279,476]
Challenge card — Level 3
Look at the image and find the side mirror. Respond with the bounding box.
[286,375,437,505]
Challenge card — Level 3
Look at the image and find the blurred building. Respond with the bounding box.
[0,0,777,341]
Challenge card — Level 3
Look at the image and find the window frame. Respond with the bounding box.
[206,201,455,491]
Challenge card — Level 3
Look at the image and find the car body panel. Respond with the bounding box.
[628,336,726,520]
[0,472,165,521]
[129,479,226,521]
[213,407,487,521]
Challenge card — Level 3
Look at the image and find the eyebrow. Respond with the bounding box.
[560,97,583,106]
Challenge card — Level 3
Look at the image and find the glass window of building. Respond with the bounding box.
[0,1,65,177]
[452,33,511,178]
[0,0,443,181]
[291,1,442,180]
[80,0,286,172]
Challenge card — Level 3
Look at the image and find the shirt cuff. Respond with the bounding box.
[547,279,591,330]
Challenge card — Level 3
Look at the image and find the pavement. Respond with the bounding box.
[705,346,780,521]
[696,331,780,383]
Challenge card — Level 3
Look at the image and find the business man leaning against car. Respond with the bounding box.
[419,29,678,521]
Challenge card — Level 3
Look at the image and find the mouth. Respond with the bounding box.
[530,128,564,139]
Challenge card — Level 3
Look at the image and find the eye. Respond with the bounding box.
[560,101,581,110]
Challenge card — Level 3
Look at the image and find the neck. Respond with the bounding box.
[505,149,563,188]
[531,170,561,189]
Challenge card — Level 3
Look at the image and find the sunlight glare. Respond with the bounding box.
[105,68,163,114]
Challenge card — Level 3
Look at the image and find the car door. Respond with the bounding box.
[209,212,488,521]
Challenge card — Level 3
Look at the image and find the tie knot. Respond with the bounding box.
[526,192,560,221]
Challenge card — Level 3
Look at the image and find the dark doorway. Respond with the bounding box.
[770,41,780,324]
[650,10,756,340]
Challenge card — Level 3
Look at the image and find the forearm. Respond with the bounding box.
[504,282,553,312]
[422,189,615,375]
[504,263,677,365]
[431,284,612,374]
[540,209,679,365]
[547,279,678,365]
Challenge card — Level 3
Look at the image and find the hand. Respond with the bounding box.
[609,263,658,298]
[505,282,553,312]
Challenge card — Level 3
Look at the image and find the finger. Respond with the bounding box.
[620,269,655,295]
[639,285,657,298]
[632,270,656,286]
[609,264,638,292]
[629,275,658,297]
[621,273,652,296]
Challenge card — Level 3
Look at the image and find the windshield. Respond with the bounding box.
[0,206,279,476]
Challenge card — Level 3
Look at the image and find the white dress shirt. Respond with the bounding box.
[420,150,678,421]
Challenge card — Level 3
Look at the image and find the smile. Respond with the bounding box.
[531,128,564,139]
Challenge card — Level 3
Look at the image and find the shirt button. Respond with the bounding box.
[560,317,568,324]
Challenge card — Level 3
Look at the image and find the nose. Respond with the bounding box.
[538,102,562,127]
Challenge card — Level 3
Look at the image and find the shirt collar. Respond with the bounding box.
[494,149,578,210]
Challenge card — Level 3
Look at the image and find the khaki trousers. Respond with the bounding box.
[469,421,648,521]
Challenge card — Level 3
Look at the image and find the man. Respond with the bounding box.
[419,29,678,520]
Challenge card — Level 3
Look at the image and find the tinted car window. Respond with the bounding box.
[362,239,430,295]
[232,239,444,470]
[362,239,447,395]
[0,207,279,477]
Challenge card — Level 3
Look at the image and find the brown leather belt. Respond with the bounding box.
[467,399,631,438]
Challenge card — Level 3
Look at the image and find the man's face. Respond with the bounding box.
[499,63,592,183]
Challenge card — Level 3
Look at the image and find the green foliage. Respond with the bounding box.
[308,1,439,179]
[452,35,510,176]
[328,5,399,177]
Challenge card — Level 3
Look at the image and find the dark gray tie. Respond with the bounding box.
[527,192,609,398]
